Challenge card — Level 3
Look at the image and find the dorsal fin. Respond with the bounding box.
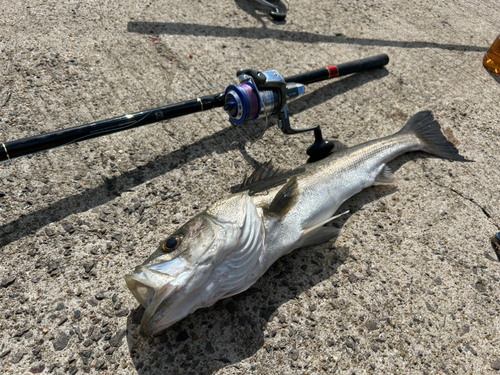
[241,160,284,187]
[264,176,300,220]
[330,140,347,153]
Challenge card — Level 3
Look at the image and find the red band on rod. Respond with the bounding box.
[327,65,339,79]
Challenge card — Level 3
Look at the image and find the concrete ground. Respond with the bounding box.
[1,0,499,374]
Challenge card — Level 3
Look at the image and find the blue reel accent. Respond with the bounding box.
[224,82,261,125]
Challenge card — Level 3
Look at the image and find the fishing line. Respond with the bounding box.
[233,82,261,123]
[223,79,271,144]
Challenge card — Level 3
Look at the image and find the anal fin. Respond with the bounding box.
[374,165,396,185]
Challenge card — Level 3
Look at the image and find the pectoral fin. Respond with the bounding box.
[265,177,300,220]
[299,226,342,248]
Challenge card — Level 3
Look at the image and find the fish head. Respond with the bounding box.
[125,212,229,336]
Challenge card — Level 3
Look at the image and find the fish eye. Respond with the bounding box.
[162,234,184,252]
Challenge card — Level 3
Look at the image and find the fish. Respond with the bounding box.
[126,111,466,336]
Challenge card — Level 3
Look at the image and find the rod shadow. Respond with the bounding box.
[124,181,400,375]
[0,68,388,247]
[127,21,487,52]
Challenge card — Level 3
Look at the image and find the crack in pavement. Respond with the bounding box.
[426,176,497,228]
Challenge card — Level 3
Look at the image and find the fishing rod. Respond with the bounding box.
[0,54,389,162]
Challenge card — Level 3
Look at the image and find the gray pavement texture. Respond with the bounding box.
[1,0,499,374]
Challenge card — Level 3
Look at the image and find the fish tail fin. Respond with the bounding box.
[398,111,468,161]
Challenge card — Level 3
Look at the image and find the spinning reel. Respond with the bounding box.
[223,68,335,161]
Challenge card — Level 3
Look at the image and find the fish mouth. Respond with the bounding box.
[125,264,192,336]
[125,270,159,309]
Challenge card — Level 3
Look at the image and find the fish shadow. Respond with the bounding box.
[123,176,403,374]
[124,245,351,375]
[0,68,387,247]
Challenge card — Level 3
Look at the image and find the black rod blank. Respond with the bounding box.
[0,54,388,162]
[0,94,225,161]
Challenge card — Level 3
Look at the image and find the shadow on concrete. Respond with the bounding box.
[486,70,500,84]
[127,21,487,52]
[0,69,388,247]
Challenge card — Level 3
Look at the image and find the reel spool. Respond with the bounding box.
[223,70,286,125]
[223,80,278,125]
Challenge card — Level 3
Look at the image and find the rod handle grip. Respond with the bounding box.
[336,54,389,76]
[284,53,389,85]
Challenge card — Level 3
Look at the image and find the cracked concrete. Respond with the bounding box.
[430,178,496,228]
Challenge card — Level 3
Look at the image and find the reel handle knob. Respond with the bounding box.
[306,126,335,162]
